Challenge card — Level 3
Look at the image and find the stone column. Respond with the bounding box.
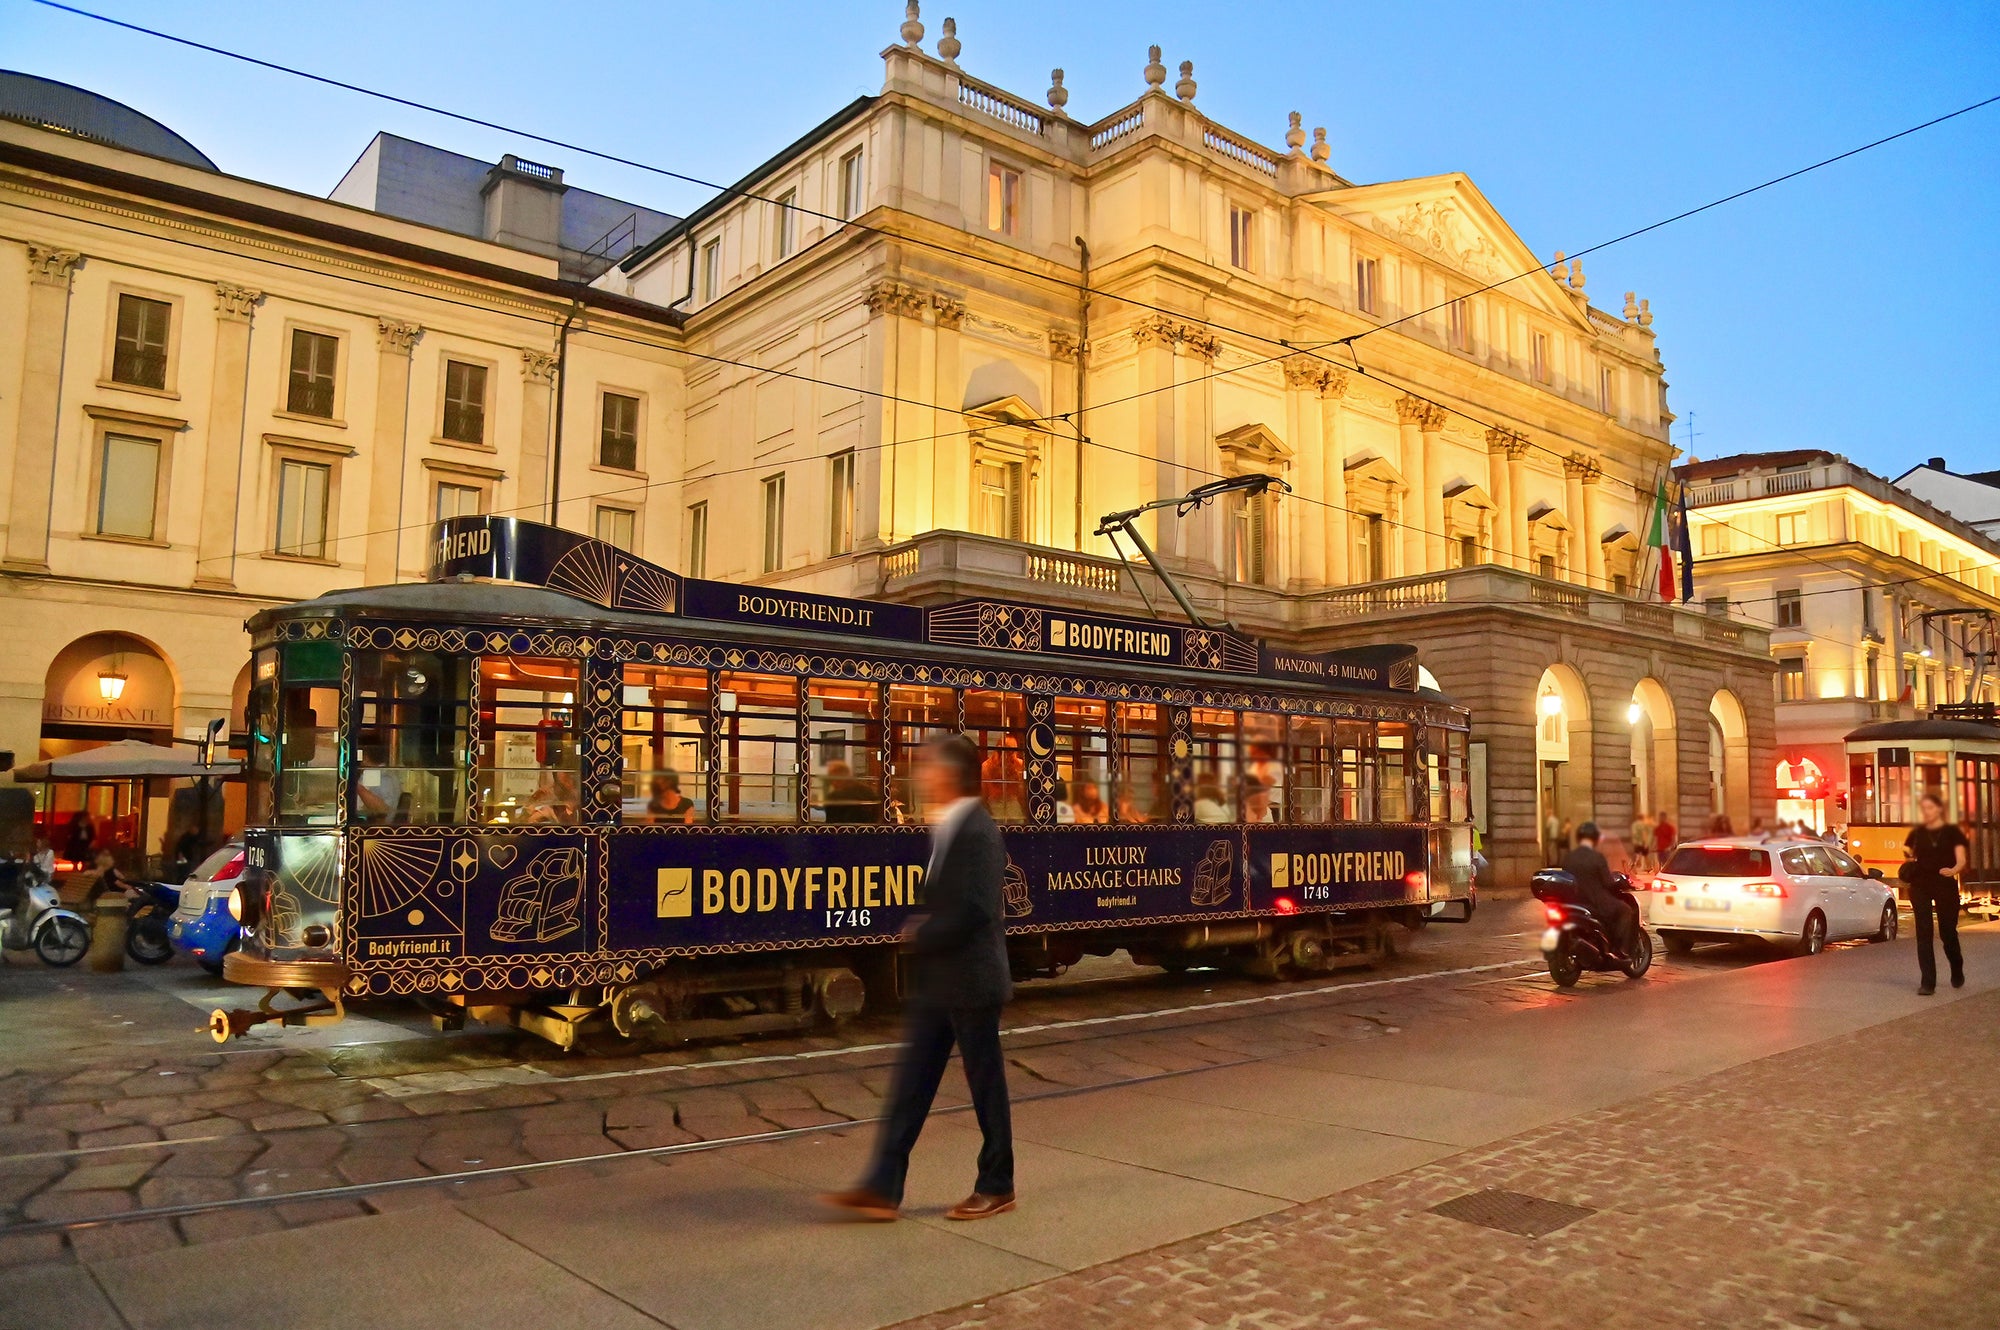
[1506,436,1530,571]
[1321,370,1351,585]
[1048,330,1083,551]
[1395,396,1430,577]
[364,320,421,585]
[519,348,557,527]
[6,245,82,570]
[1563,453,1589,583]
[1580,463,1604,589]
[1420,407,1447,570]
[1179,325,1220,574]
[1484,428,1518,568]
[1134,318,1180,560]
[194,283,262,589]
[929,295,965,535]
[1283,356,1324,588]
[858,281,911,550]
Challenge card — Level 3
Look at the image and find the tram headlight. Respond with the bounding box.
[227,886,243,922]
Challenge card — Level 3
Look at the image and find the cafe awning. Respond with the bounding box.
[13,739,241,782]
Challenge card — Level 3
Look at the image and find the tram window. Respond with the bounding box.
[1052,698,1109,824]
[1848,755,1875,824]
[965,689,1028,823]
[809,680,881,823]
[1287,717,1335,824]
[352,651,471,825]
[1444,729,1470,823]
[275,683,341,827]
[620,665,708,825]
[716,672,800,823]
[1114,702,1169,823]
[245,649,277,826]
[1378,722,1414,821]
[1916,753,1948,813]
[1877,748,1912,825]
[1334,720,1374,822]
[477,658,581,826]
[1241,712,1284,824]
[1191,708,1238,823]
[889,684,955,824]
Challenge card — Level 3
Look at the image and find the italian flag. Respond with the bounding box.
[1646,475,1675,603]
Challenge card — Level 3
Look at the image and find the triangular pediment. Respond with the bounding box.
[1306,174,1594,331]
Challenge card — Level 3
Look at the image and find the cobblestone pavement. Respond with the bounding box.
[892,980,2000,1330]
[0,896,1769,1265]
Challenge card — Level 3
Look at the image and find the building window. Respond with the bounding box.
[1538,553,1557,579]
[974,458,1024,541]
[286,329,338,418]
[1355,258,1378,315]
[599,392,640,471]
[1351,512,1386,582]
[95,433,161,539]
[761,474,786,574]
[1777,658,1807,703]
[1705,595,1729,618]
[1448,299,1471,352]
[774,189,798,260]
[111,293,171,389]
[275,458,331,559]
[838,148,865,221]
[1228,206,1253,271]
[699,238,721,304]
[1865,649,1881,702]
[1862,587,1876,635]
[986,161,1020,236]
[1599,365,1615,414]
[1230,489,1268,584]
[828,450,855,555]
[685,501,708,578]
[1450,534,1480,569]
[1700,522,1730,556]
[1531,332,1551,383]
[434,481,484,521]
[441,359,488,445]
[1612,573,1629,596]
[595,505,636,552]
[1775,510,1808,546]
[1775,588,1803,628]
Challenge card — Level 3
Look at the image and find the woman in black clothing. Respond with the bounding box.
[1904,791,1970,996]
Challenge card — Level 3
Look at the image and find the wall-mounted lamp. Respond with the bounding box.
[1539,692,1564,718]
[97,670,128,702]
[1627,701,1644,725]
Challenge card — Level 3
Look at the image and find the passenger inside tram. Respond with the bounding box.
[1194,777,1231,824]
[645,772,698,825]
[1242,776,1276,824]
[1068,780,1108,824]
[818,760,879,823]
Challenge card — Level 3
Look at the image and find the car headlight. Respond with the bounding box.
[227,886,243,922]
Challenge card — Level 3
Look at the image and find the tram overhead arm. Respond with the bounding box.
[1096,474,1290,631]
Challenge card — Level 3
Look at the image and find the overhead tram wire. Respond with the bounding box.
[31,0,2000,405]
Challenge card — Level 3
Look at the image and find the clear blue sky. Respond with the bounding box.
[4,1,1996,477]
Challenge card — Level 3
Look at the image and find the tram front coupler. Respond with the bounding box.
[207,986,346,1043]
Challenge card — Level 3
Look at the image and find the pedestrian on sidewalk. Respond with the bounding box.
[1903,791,1970,996]
[823,733,1016,1223]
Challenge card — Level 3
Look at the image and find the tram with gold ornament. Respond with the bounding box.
[215,515,1473,1047]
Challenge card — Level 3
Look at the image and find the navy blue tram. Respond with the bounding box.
[216,515,1475,1047]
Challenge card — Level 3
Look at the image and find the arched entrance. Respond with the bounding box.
[1708,689,1751,834]
[1535,664,1592,863]
[38,633,179,864]
[1629,677,1678,828]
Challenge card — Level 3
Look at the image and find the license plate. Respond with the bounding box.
[1683,897,1731,912]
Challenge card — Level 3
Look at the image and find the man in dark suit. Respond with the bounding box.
[823,733,1016,1222]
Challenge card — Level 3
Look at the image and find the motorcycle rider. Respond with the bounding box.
[1561,822,1639,957]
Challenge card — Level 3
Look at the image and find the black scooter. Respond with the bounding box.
[123,880,178,965]
[1532,868,1652,988]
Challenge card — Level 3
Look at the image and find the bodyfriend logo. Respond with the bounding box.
[1047,616,1174,659]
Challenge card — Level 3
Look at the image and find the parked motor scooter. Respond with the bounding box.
[124,880,178,965]
[1532,867,1653,988]
[0,858,93,967]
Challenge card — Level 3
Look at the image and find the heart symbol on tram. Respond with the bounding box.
[596,736,612,753]
[487,842,518,869]
[597,686,613,703]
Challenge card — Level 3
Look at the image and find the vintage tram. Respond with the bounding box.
[1843,705,2000,908]
[216,515,1474,1047]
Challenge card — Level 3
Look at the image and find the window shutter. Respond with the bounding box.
[1248,495,1266,583]
[1007,462,1024,540]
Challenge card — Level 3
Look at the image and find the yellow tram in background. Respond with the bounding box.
[1844,705,2000,910]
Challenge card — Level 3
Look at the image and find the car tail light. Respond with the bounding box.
[210,852,247,883]
[1739,881,1787,898]
[1544,904,1564,923]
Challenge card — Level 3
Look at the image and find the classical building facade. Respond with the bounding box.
[1681,449,2000,829]
[0,97,686,852]
[596,11,1773,880]
[0,14,1778,881]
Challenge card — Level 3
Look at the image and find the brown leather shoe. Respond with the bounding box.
[820,1188,898,1221]
[945,1191,1016,1221]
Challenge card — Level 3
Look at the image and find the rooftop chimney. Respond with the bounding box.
[481,154,568,260]
[1928,457,1948,470]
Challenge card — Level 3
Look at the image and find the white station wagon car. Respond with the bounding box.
[1648,836,1899,957]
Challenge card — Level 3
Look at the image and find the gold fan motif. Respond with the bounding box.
[616,560,679,613]
[358,838,447,918]
[547,540,620,607]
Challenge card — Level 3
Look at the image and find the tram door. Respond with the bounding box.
[1960,755,2000,889]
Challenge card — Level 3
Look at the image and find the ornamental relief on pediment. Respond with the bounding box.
[1374,201,1508,283]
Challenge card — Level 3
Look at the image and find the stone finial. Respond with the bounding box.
[937,16,960,63]
[1637,298,1653,328]
[1144,45,1166,89]
[1623,290,1640,320]
[900,1,924,48]
[1310,126,1330,163]
[1568,259,1585,291]
[1549,250,1569,284]
[1285,111,1306,153]
[1047,68,1069,113]
[1175,60,1197,102]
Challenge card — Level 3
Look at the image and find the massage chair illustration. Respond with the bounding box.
[1190,839,1234,907]
[489,846,585,944]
